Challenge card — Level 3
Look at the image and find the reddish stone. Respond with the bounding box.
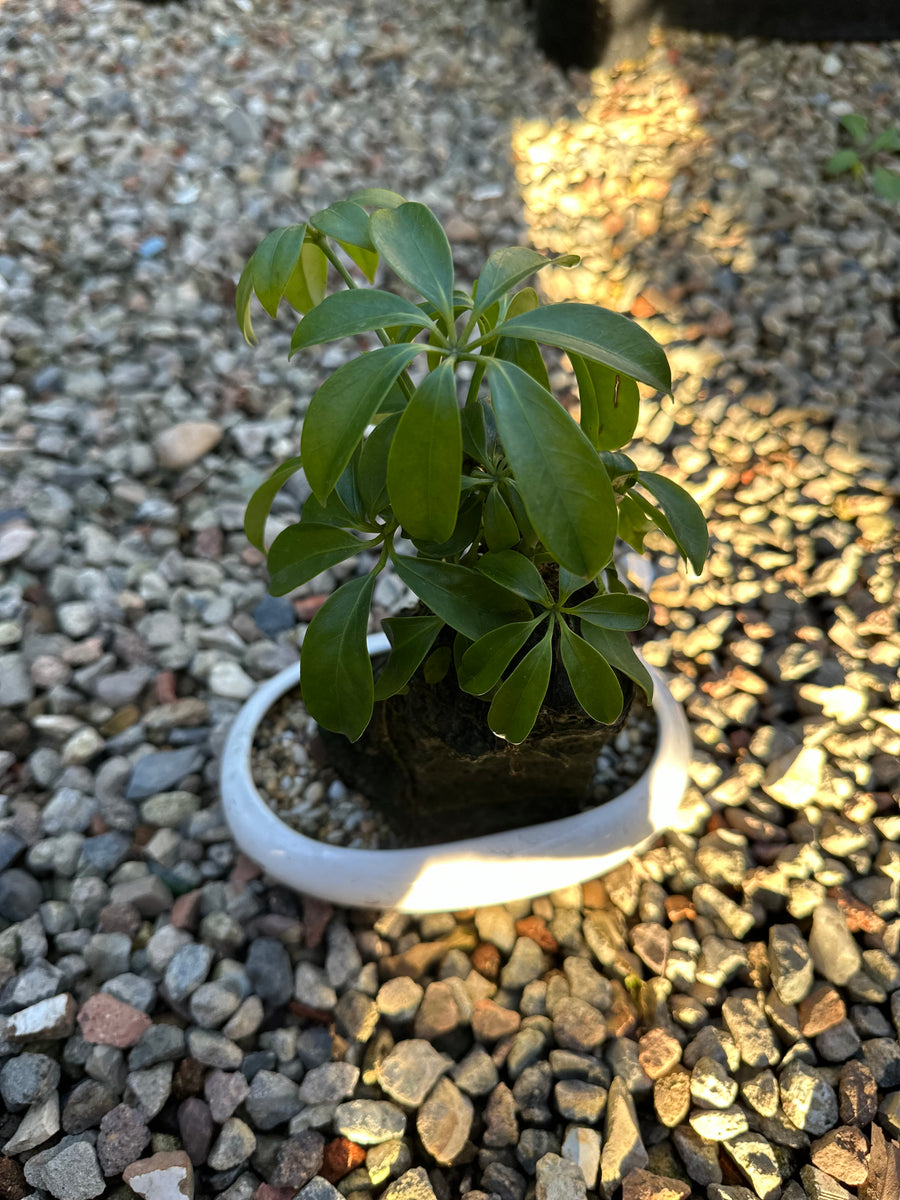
[320,1136,366,1183]
[0,1156,28,1200]
[171,889,203,930]
[253,1187,295,1200]
[472,942,501,982]
[798,985,846,1037]
[77,993,152,1048]
[472,998,521,1043]
[122,1152,193,1198]
[231,854,261,883]
[294,595,329,621]
[515,915,558,954]
[193,526,223,558]
[664,894,695,922]
[302,894,334,948]
[809,1125,868,1185]
[289,1000,333,1025]
[828,886,886,935]
[155,671,177,705]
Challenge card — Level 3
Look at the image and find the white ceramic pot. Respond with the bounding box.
[221,633,692,913]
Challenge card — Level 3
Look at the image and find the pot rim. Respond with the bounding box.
[220,632,692,910]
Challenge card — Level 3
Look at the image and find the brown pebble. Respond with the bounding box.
[303,894,334,948]
[122,1151,193,1198]
[622,1167,691,1200]
[799,984,846,1037]
[77,993,152,1048]
[828,886,886,935]
[638,1027,682,1080]
[472,998,521,1043]
[515,915,558,953]
[810,1124,869,1185]
[172,1057,207,1100]
[0,1155,28,1200]
[581,879,608,908]
[320,1136,366,1183]
[839,1059,879,1126]
[472,942,501,982]
[664,894,695,922]
[653,1066,691,1128]
[171,889,203,931]
[97,902,142,937]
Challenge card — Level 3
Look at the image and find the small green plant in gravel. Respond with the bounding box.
[236,188,708,758]
[825,113,900,202]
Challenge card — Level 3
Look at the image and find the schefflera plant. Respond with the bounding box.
[237,189,708,838]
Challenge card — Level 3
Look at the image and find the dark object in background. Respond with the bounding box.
[527,0,900,72]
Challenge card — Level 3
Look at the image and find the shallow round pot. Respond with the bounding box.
[221,633,692,913]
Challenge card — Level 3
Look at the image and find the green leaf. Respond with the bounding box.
[636,471,709,574]
[558,620,624,724]
[392,554,531,641]
[495,328,551,391]
[487,625,553,744]
[872,167,900,202]
[244,456,303,551]
[369,203,455,324]
[348,187,407,209]
[870,127,900,154]
[567,591,650,631]
[600,451,639,486]
[309,200,375,250]
[302,485,359,529]
[557,567,584,605]
[409,495,483,559]
[236,224,308,344]
[617,492,652,554]
[499,480,537,547]
[462,401,490,464]
[489,302,672,395]
[385,362,461,543]
[840,113,869,145]
[483,487,520,551]
[357,414,399,518]
[423,646,452,684]
[301,344,424,501]
[283,240,328,315]
[580,623,653,703]
[374,614,444,701]
[570,356,640,451]
[473,247,578,317]
[824,148,861,176]
[267,523,367,596]
[486,360,618,579]
[477,550,551,605]
[458,617,544,695]
[290,289,435,354]
[300,573,377,741]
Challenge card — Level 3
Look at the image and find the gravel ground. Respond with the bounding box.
[1,0,900,1197]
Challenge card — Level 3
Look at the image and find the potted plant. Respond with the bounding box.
[220,188,707,911]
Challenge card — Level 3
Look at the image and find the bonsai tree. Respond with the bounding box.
[236,188,708,841]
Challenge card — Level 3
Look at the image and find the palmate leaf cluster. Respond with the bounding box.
[237,190,709,743]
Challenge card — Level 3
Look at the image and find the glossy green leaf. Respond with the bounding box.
[302,485,359,530]
[483,487,520,551]
[290,289,435,354]
[499,480,537,548]
[283,240,328,315]
[235,224,307,344]
[267,523,367,596]
[487,625,553,744]
[489,302,672,395]
[458,617,543,695]
[300,573,377,741]
[487,360,618,579]
[369,203,455,324]
[616,493,652,554]
[244,456,303,551]
[824,148,861,176]
[309,200,375,250]
[558,619,624,724]
[374,614,444,701]
[636,471,709,574]
[357,414,399,518]
[423,646,452,684]
[557,567,584,605]
[840,113,869,145]
[334,450,367,525]
[579,623,653,703]
[392,555,531,641]
[567,590,649,631]
[473,247,578,317]
[348,187,407,209]
[477,550,551,605]
[570,355,640,451]
[462,401,490,464]
[495,328,551,391]
[409,495,483,559]
[872,166,900,201]
[386,362,462,543]
[600,450,639,486]
[301,344,424,501]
